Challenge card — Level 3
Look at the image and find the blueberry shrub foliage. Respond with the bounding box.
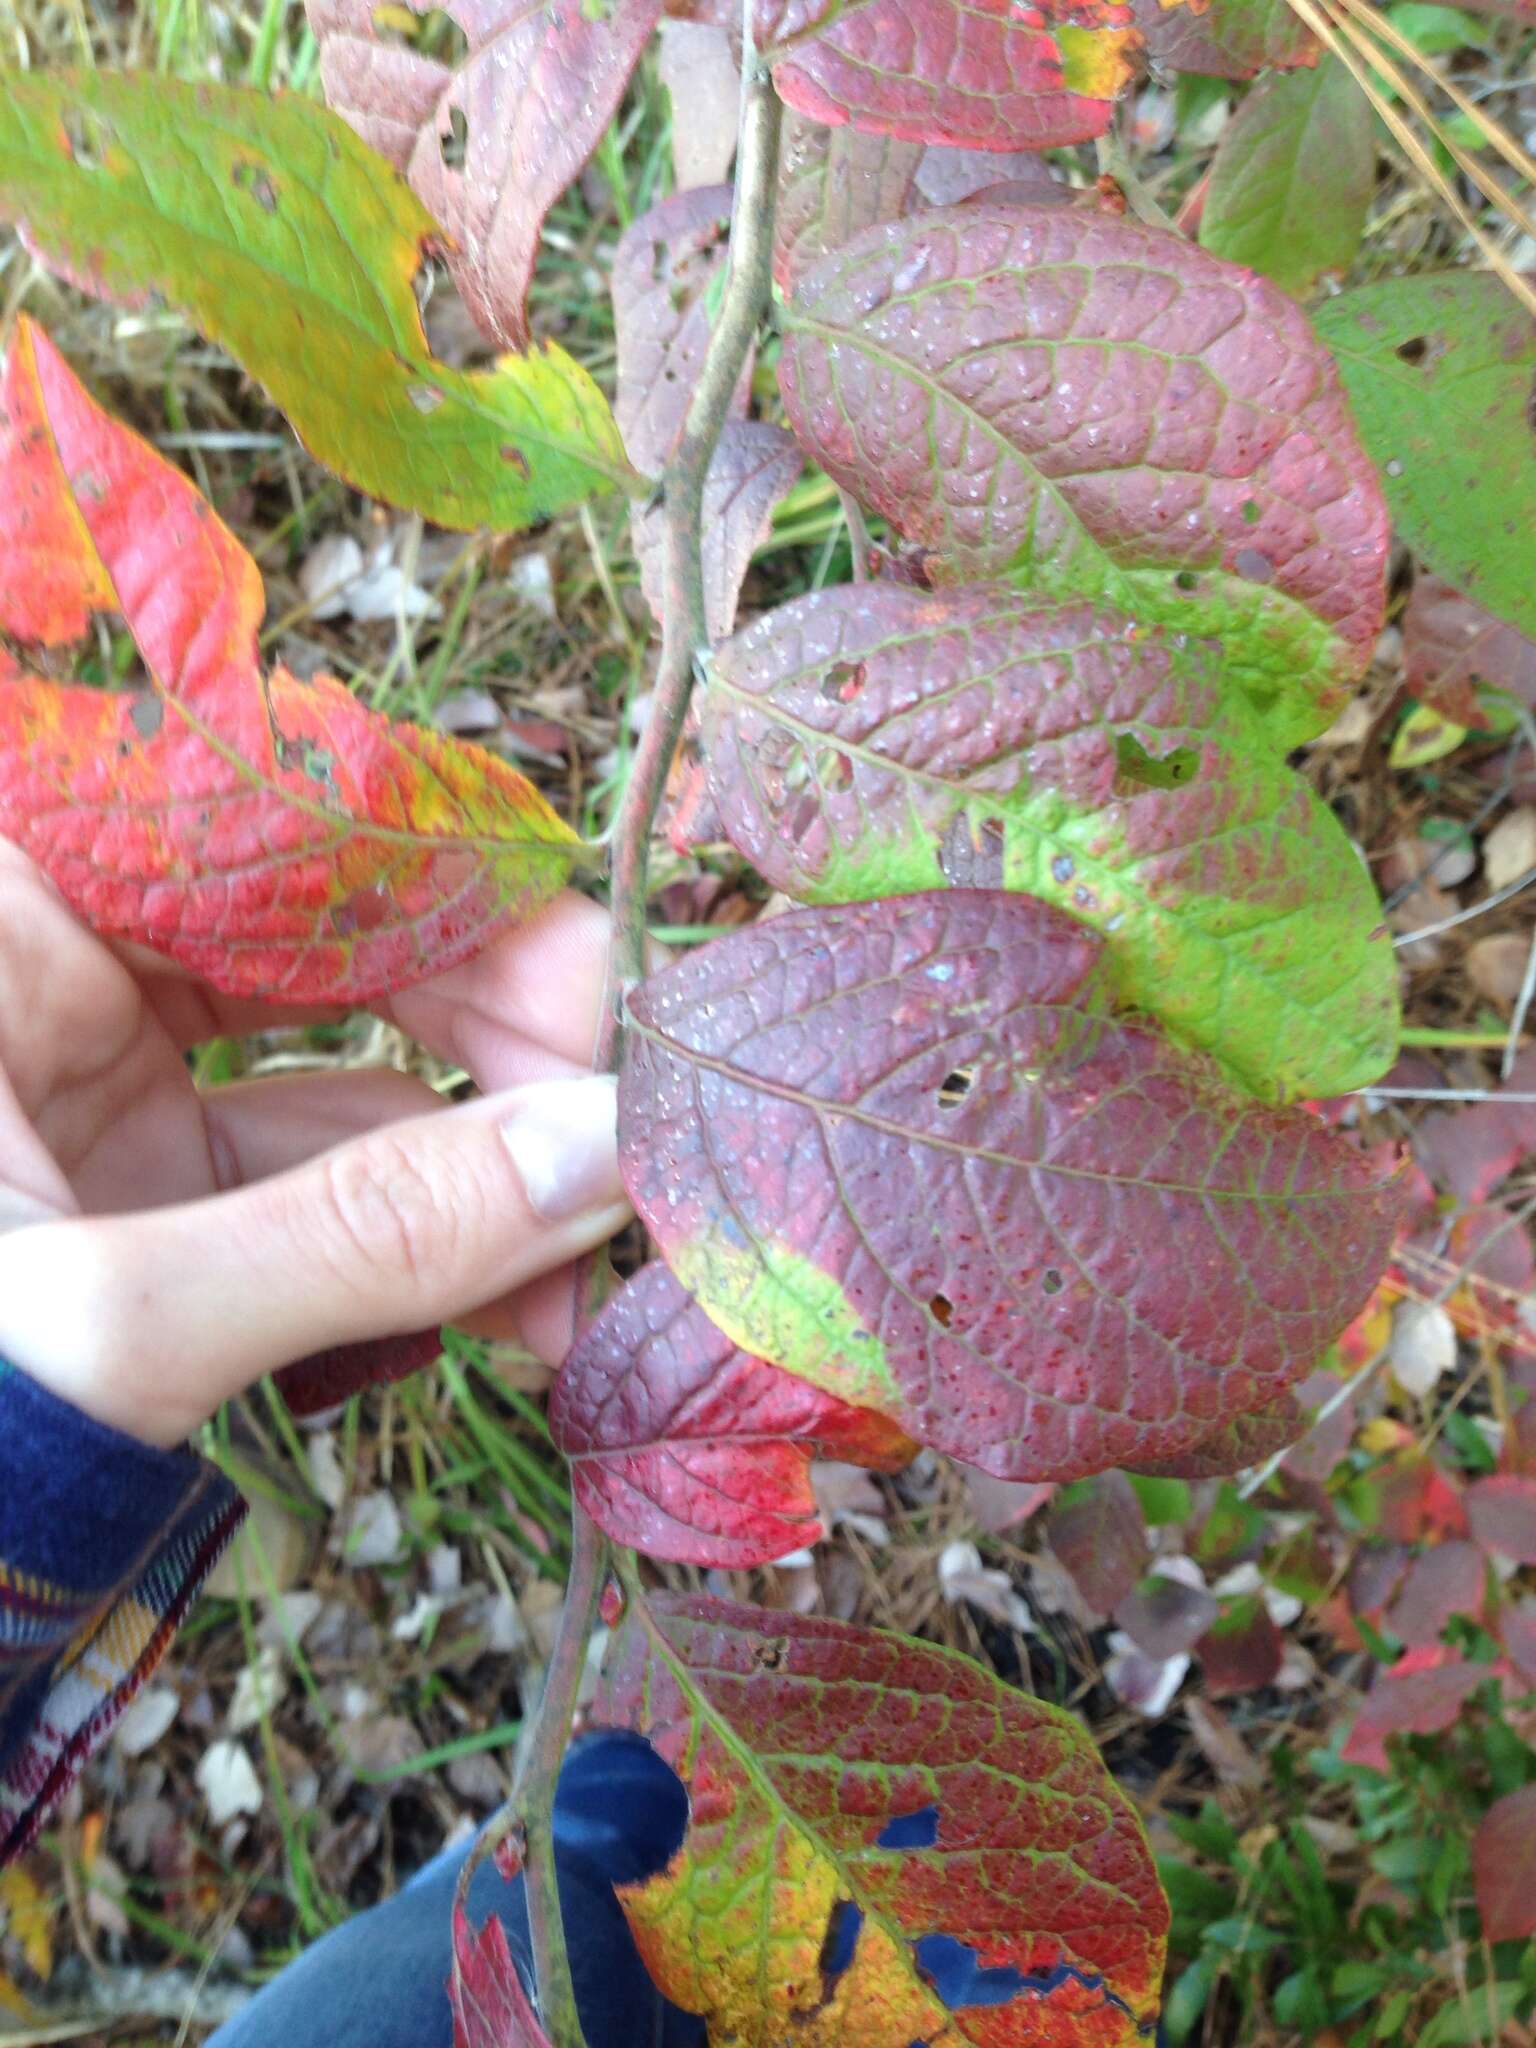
[16,0,1523,2034]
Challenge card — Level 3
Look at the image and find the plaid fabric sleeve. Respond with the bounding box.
[0,1356,245,1865]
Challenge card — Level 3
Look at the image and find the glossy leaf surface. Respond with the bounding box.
[597,1593,1167,2044]
[704,581,1398,1098]
[0,320,581,1000]
[309,0,660,350]
[619,892,1405,1481]
[759,0,1139,151]
[776,115,925,292]
[780,206,1389,741]
[550,1262,915,1566]
[0,70,632,532]
[1199,58,1373,297]
[1131,0,1316,76]
[1315,273,1536,638]
[612,185,743,476]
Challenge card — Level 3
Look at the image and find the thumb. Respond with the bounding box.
[0,1074,629,1447]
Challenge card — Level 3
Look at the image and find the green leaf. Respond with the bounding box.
[0,69,634,532]
[1315,272,1536,639]
[1201,57,1375,297]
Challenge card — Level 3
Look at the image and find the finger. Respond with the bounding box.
[0,1073,629,1447]
[200,1068,448,1186]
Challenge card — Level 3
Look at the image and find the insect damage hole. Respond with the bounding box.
[928,1293,953,1328]
[439,103,469,170]
[753,1638,787,1671]
[1041,1269,1063,1295]
[61,105,110,170]
[937,1068,973,1109]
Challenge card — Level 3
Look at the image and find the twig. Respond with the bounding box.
[1502,928,1536,1080]
[1392,861,1536,946]
[512,1507,607,2048]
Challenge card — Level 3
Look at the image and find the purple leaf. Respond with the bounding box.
[634,421,802,643]
[1046,1472,1148,1615]
[1403,572,1536,729]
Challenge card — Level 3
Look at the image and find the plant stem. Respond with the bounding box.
[605,59,784,1007]
[514,1505,607,2048]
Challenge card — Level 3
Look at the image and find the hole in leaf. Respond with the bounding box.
[129,693,163,741]
[752,1638,787,1671]
[406,382,446,414]
[1042,1269,1063,1295]
[821,659,867,704]
[1241,498,1261,525]
[814,745,854,793]
[939,812,1004,888]
[231,158,278,212]
[929,1293,953,1328]
[1395,335,1428,365]
[440,103,469,170]
[61,105,110,170]
[878,1805,939,1849]
[937,1069,973,1109]
[1174,569,1199,592]
[819,1900,863,1986]
[913,1934,1027,2010]
[553,1729,689,1886]
[1233,547,1274,584]
[1051,853,1075,884]
[1114,733,1199,791]
[369,4,469,62]
[500,444,530,478]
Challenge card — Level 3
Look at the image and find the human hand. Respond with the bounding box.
[0,842,629,1448]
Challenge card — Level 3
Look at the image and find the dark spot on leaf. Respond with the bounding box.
[752,1638,787,1671]
[70,468,108,503]
[440,103,469,170]
[913,1933,1027,2010]
[61,105,110,170]
[937,1069,973,1109]
[939,812,1004,888]
[819,1900,863,1985]
[929,1293,953,1328]
[821,659,866,704]
[1042,1269,1063,1295]
[406,382,445,414]
[231,158,278,212]
[878,1804,939,1849]
[1233,547,1274,584]
[1174,569,1199,592]
[129,693,163,740]
[500,445,530,477]
[1396,334,1428,365]
[1114,733,1199,791]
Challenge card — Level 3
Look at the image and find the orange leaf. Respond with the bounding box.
[0,319,587,1002]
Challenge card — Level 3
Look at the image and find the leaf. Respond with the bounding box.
[1129,1395,1303,1480]
[1384,1541,1486,1648]
[776,114,925,293]
[0,320,583,1001]
[1046,1473,1148,1615]
[779,206,1390,742]
[1472,1786,1536,1945]
[549,1262,915,1567]
[759,0,1140,151]
[1114,1573,1219,1660]
[658,20,741,191]
[1315,273,1536,640]
[635,421,803,643]
[309,0,660,351]
[704,581,1398,1099]
[618,891,1406,1482]
[1199,58,1374,298]
[1401,572,1536,728]
[1195,1594,1283,1696]
[1415,1047,1536,1203]
[451,1904,551,2048]
[1130,0,1317,76]
[596,1591,1167,2045]
[1340,1652,1487,1768]
[0,69,632,533]
[612,184,745,477]
[1466,1474,1536,1565]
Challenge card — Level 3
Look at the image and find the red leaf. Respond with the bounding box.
[1369,1452,1469,1545]
[1046,1473,1147,1615]
[612,186,745,478]
[1384,1541,1487,1649]
[0,320,581,1002]
[776,114,925,291]
[450,1904,550,2048]
[1467,1474,1536,1565]
[1415,1047,1536,1205]
[596,1592,1167,2043]
[1130,1397,1304,1481]
[1402,572,1536,729]
[619,891,1405,1482]
[1115,1575,1219,1661]
[276,1328,443,1419]
[1196,1595,1283,1697]
[549,1262,916,1567]
[1473,1786,1536,1944]
[765,0,1139,150]
[779,207,1389,737]
[1341,1652,1488,1768]
[1278,1368,1355,1484]
[308,0,661,349]
[1129,0,1317,77]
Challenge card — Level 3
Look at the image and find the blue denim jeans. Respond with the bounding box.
[207,1731,705,2048]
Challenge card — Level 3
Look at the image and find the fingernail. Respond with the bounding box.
[499,1074,624,1224]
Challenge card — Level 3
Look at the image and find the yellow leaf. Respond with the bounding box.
[0,1867,54,1982]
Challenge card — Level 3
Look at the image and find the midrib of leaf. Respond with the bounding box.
[0,76,635,488]
[615,1587,1150,2032]
[625,1010,1368,1203]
